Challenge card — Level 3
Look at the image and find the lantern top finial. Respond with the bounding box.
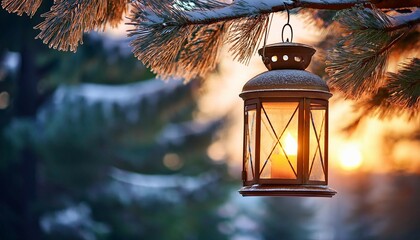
[258,42,315,71]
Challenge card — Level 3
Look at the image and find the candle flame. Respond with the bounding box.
[284,133,297,156]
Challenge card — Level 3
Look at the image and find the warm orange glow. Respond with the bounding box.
[163,153,183,170]
[195,16,420,175]
[339,143,363,171]
[272,133,297,178]
[207,141,227,161]
[284,133,298,156]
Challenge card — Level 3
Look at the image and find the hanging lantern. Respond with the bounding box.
[239,41,336,197]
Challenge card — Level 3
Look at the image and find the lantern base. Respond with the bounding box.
[239,184,337,197]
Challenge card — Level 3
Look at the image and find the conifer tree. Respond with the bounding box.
[2,0,419,118]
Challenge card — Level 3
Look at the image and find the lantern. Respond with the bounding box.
[239,42,337,197]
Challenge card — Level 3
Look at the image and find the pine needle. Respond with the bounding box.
[357,59,420,119]
[326,5,406,99]
[1,0,42,17]
[228,14,269,65]
[35,0,128,52]
[128,0,229,81]
[386,58,420,111]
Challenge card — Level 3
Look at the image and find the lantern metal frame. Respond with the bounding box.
[238,42,337,197]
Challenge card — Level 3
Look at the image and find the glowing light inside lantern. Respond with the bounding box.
[271,133,297,179]
[284,133,297,156]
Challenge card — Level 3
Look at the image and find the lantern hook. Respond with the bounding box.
[281,3,293,43]
[261,3,294,62]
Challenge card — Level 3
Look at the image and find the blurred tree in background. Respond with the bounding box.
[1,1,419,240]
[0,3,314,240]
[345,172,420,240]
[0,2,233,239]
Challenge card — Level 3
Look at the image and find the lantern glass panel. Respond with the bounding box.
[259,102,299,180]
[308,103,326,182]
[245,108,257,182]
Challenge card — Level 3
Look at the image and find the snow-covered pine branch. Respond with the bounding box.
[1,0,419,94]
[182,0,420,25]
[390,9,420,31]
[129,0,419,81]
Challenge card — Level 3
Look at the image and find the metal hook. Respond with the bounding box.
[285,3,290,24]
[282,3,293,42]
[261,3,293,60]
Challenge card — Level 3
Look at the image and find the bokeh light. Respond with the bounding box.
[338,143,363,171]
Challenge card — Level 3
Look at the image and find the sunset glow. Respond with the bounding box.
[339,143,363,171]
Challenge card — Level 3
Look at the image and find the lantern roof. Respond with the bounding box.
[240,42,331,98]
[241,69,330,93]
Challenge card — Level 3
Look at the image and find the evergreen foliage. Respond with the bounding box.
[326,5,399,98]
[128,0,229,81]
[1,0,419,117]
[325,6,419,118]
[29,79,233,239]
[1,1,420,240]
[357,58,420,119]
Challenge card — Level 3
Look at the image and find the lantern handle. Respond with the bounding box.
[262,4,293,61]
[281,3,293,43]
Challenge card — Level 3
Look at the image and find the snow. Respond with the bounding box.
[40,203,110,238]
[157,120,219,146]
[110,167,219,190]
[2,51,20,72]
[186,0,291,21]
[391,8,420,27]
[183,0,367,23]
[107,167,221,204]
[52,78,182,106]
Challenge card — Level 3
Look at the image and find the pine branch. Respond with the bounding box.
[182,0,420,25]
[2,0,419,80]
[128,0,230,81]
[386,58,420,111]
[1,0,42,17]
[130,0,419,80]
[357,59,420,119]
[227,14,269,64]
[102,0,128,28]
[325,5,415,99]
[35,0,128,52]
